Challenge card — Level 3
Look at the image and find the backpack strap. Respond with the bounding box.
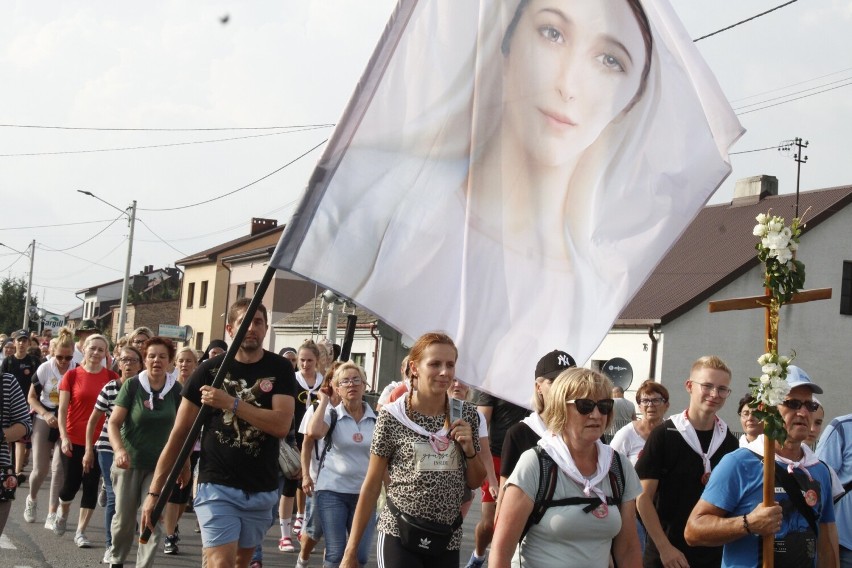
[317,408,339,472]
[520,447,626,542]
[748,450,819,535]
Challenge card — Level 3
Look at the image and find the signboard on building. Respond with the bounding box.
[42,315,66,330]
[158,324,193,342]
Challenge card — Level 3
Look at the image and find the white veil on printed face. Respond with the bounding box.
[272,0,743,407]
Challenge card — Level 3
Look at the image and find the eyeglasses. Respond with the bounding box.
[739,409,756,418]
[132,339,148,346]
[338,377,363,387]
[567,398,614,415]
[692,381,732,398]
[639,398,667,406]
[119,357,140,364]
[780,399,820,412]
[54,355,73,362]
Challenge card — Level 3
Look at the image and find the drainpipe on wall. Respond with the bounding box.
[648,325,661,380]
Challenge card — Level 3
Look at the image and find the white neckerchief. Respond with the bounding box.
[137,370,177,411]
[382,393,450,452]
[671,410,728,475]
[521,412,547,437]
[537,431,612,504]
[747,434,818,481]
[295,371,324,408]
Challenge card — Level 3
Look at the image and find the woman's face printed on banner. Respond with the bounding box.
[502,0,648,167]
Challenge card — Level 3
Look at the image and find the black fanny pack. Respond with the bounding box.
[386,497,462,556]
[774,530,817,568]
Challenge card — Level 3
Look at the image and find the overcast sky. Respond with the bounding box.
[1,0,850,319]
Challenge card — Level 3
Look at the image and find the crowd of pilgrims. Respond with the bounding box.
[0,318,848,568]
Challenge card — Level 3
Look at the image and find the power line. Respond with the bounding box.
[139,139,327,212]
[733,76,852,110]
[38,213,125,253]
[137,218,188,257]
[0,123,334,132]
[0,126,331,158]
[694,0,798,42]
[737,80,852,115]
[0,219,115,231]
[35,244,124,274]
[0,252,26,273]
[52,238,129,280]
[729,66,852,103]
[730,145,782,155]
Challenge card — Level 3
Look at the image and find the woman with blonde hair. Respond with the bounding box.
[307,361,377,568]
[24,328,76,529]
[55,333,118,546]
[491,368,642,568]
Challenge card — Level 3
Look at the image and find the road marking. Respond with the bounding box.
[0,534,17,549]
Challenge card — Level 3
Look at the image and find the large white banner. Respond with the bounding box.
[271,0,743,407]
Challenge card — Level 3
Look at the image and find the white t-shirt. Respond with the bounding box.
[507,448,642,568]
[34,359,75,417]
[609,422,647,465]
[299,404,324,481]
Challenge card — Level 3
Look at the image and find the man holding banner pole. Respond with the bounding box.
[141,298,296,568]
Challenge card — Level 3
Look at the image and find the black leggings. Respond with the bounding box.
[59,443,101,509]
[377,531,459,568]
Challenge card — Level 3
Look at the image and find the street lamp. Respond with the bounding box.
[77,190,137,339]
[0,240,35,329]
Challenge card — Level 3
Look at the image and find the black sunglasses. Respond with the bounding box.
[780,399,820,412]
[567,398,615,415]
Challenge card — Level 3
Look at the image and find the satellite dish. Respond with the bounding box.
[183,325,194,342]
[602,357,634,391]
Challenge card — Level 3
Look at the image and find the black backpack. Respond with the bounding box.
[520,446,626,542]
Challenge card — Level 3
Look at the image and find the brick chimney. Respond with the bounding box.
[250,218,278,236]
[732,175,778,206]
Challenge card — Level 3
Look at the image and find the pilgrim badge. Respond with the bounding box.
[592,502,609,519]
[259,379,273,393]
[353,433,364,443]
[804,489,818,507]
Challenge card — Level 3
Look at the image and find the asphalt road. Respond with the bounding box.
[1,465,486,568]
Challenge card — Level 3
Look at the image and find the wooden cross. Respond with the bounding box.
[708,286,831,568]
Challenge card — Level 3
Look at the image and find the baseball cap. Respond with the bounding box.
[785,365,823,394]
[11,329,29,339]
[535,350,577,380]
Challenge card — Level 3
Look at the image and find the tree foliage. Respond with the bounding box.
[0,276,38,334]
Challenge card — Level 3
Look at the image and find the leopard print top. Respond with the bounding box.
[371,400,480,550]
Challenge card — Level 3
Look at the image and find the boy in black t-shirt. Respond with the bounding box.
[635,355,739,568]
[143,299,296,568]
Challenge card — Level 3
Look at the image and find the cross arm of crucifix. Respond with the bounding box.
[708,288,832,313]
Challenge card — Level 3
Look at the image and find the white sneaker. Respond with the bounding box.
[103,546,112,564]
[44,512,56,530]
[23,495,37,523]
[53,515,67,536]
[74,533,92,548]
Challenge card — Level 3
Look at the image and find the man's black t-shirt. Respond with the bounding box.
[183,350,296,493]
[500,422,541,478]
[475,392,530,455]
[2,355,39,403]
[634,417,739,568]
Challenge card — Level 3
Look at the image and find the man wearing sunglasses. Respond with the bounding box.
[685,366,840,568]
[635,355,739,568]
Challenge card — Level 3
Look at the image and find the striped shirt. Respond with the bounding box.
[93,379,123,452]
[2,372,33,467]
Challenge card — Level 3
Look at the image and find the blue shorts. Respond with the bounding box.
[194,482,278,549]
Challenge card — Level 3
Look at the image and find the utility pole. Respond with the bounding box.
[117,200,137,339]
[778,138,808,217]
[23,239,35,330]
[77,191,137,340]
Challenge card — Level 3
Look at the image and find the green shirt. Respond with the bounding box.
[113,376,181,471]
